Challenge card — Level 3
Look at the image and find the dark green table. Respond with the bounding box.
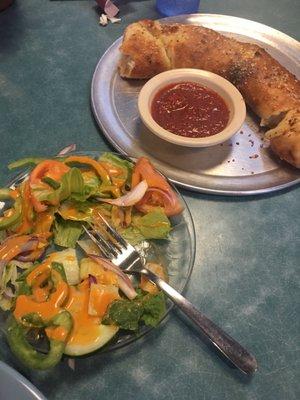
[0,1,299,399]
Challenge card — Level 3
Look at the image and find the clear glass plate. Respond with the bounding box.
[0,151,196,358]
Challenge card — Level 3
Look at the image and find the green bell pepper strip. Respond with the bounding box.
[20,312,45,328]
[41,176,61,190]
[8,157,45,170]
[6,311,73,370]
[0,189,22,230]
[51,262,67,283]
[6,262,71,369]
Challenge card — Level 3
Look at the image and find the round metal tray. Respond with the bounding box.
[91,14,300,195]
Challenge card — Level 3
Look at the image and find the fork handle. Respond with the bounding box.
[142,268,257,375]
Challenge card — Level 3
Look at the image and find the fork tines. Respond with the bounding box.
[82,225,115,259]
[96,212,128,248]
[83,213,129,260]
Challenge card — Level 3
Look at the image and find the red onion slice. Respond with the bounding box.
[19,237,39,253]
[96,0,119,18]
[57,144,76,156]
[88,274,97,287]
[16,237,44,262]
[0,261,6,281]
[0,235,47,279]
[16,247,46,262]
[4,287,14,299]
[99,180,148,207]
[88,255,137,300]
[67,358,76,371]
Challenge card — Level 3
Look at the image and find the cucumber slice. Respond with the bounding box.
[50,249,80,285]
[64,324,119,356]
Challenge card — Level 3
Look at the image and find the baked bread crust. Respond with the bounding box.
[266,109,300,168]
[118,20,300,168]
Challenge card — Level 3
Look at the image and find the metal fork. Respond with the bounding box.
[83,217,258,375]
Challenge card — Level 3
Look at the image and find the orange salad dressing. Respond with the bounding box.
[64,280,102,347]
[26,262,51,286]
[100,162,125,188]
[64,156,110,183]
[100,162,123,177]
[4,209,14,218]
[15,181,33,234]
[34,211,54,234]
[0,235,37,262]
[60,205,79,219]
[32,286,49,303]
[89,284,119,317]
[140,263,167,294]
[13,257,120,347]
[45,325,68,341]
[13,280,68,322]
[9,189,20,200]
[96,270,118,286]
[13,261,69,322]
[81,170,97,181]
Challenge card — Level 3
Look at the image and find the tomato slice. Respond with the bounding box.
[132,158,183,217]
[30,160,70,183]
[29,160,70,212]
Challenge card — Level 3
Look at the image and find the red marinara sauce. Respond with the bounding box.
[151,82,230,138]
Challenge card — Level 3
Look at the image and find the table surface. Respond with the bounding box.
[0,1,299,399]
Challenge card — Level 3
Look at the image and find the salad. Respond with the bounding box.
[0,150,183,370]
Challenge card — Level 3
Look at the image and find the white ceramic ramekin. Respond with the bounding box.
[138,69,246,147]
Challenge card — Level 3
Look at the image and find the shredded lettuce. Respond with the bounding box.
[0,230,7,243]
[120,209,171,244]
[103,300,143,331]
[132,209,171,238]
[58,200,111,222]
[98,153,133,185]
[0,296,12,311]
[59,167,88,202]
[120,227,145,245]
[58,200,94,222]
[50,249,80,285]
[103,289,166,331]
[53,217,83,248]
[81,171,100,197]
[35,167,96,205]
[140,291,166,327]
[0,260,33,311]
[16,263,38,283]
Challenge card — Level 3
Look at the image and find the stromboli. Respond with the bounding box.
[118,20,300,168]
